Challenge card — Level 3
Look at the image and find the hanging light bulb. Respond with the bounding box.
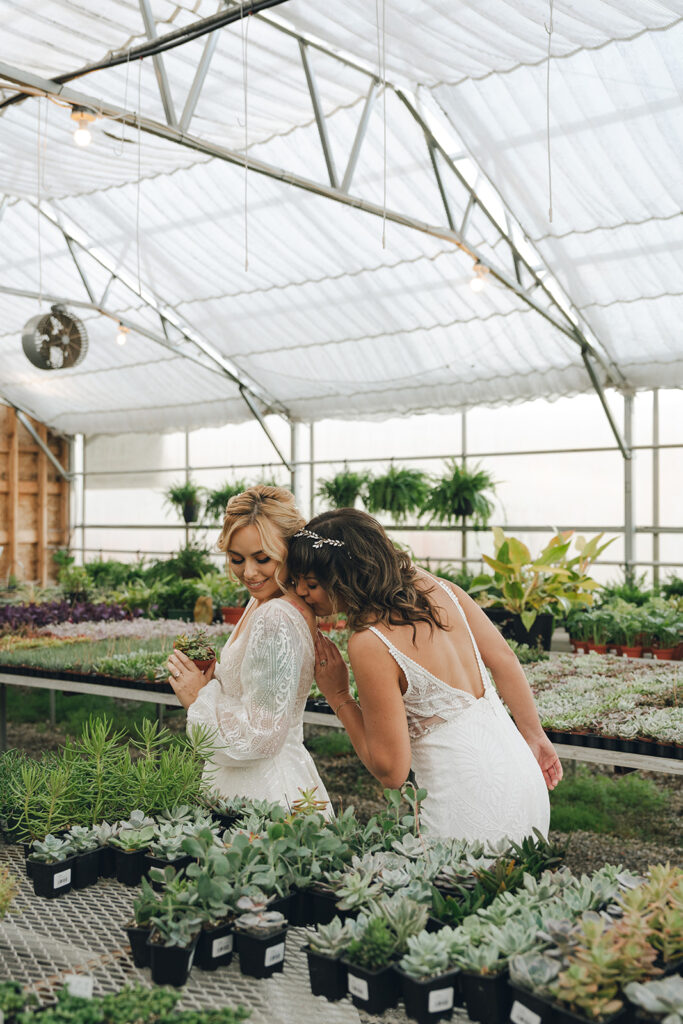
[469,261,489,293]
[116,325,129,346]
[70,106,96,147]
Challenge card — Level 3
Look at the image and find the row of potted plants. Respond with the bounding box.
[0,981,250,1024]
[566,597,683,659]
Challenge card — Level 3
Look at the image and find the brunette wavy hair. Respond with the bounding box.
[217,485,304,590]
[288,509,447,638]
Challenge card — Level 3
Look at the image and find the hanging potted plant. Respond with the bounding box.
[204,479,248,523]
[173,628,216,671]
[164,480,205,524]
[316,466,369,509]
[422,459,496,528]
[365,465,430,523]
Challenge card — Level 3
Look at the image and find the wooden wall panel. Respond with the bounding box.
[0,406,70,584]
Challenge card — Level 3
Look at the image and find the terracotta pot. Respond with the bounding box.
[621,645,643,659]
[221,606,244,625]
[592,643,608,655]
[652,648,675,660]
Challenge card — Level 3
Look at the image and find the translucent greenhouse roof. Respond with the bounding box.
[0,0,681,436]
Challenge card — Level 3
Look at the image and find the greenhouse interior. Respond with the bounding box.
[0,2,681,1024]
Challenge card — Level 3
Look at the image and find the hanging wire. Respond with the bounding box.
[114,50,132,156]
[545,0,555,223]
[240,2,250,271]
[375,0,387,247]
[36,97,47,304]
[136,58,143,294]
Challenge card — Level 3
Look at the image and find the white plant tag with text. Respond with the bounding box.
[64,975,94,999]
[511,1000,541,1024]
[53,868,71,889]
[428,986,454,1013]
[265,942,285,967]
[347,974,369,1001]
[212,934,233,958]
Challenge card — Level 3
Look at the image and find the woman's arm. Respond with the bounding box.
[447,582,563,790]
[313,631,411,790]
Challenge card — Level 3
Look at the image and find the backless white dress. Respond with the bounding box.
[368,578,550,844]
[187,598,330,811]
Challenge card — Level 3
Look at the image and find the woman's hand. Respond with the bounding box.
[167,649,215,710]
[525,732,563,790]
[314,632,350,708]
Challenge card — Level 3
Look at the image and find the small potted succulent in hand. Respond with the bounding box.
[65,825,101,890]
[234,895,288,979]
[305,916,355,1001]
[173,628,216,671]
[28,835,75,899]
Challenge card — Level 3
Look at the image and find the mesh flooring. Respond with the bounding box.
[0,843,470,1024]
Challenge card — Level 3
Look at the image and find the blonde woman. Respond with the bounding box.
[167,485,330,810]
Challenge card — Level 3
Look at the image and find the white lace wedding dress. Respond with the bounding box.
[187,598,330,811]
[368,578,550,844]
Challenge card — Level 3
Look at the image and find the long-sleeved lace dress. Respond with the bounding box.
[368,578,550,844]
[187,598,330,810]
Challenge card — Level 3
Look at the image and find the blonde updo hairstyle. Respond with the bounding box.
[217,484,305,592]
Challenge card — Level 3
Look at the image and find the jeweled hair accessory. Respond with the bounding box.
[294,529,345,548]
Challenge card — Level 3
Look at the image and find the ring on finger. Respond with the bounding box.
[320,658,327,666]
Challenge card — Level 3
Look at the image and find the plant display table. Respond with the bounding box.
[0,843,391,1024]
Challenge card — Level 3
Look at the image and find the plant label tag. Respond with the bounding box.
[347,974,369,1001]
[264,942,285,967]
[428,987,454,1013]
[53,868,71,889]
[212,935,233,958]
[64,975,94,999]
[511,1000,541,1024]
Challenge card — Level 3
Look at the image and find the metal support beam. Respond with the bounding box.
[139,0,179,127]
[239,387,291,471]
[623,392,635,582]
[426,139,455,232]
[580,349,630,460]
[63,234,97,303]
[179,17,221,132]
[299,40,338,188]
[309,422,315,520]
[14,408,72,480]
[652,389,660,588]
[341,79,378,193]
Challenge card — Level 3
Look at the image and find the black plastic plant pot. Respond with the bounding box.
[552,1003,631,1024]
[115,848,147,886]
[148,933,199,987]
[31,856,75,899]
[397,967,462,1024]
[289,887,315,927]
[459,969,511,1024]
[99,844,116,878]
[23,845,36,880]
[426,916,446,934]
[508,984,558,1024]
[310,889,341,927]
[341,960,399,1015]
[126,923,152,968]
[195,921,235,972]
[304,945,348,1001]
[269,893,293,920]
[237,927,288,979]
[73,848,100,890]
[213,811,240,831]
[144,853,192,892]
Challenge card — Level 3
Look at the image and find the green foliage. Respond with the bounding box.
[205,479,248,522]
[143,543,218,582]
[84,558,142,590]
[164,480,206,523]
[306,731,354,757]
[662,574,683,600]
[58,564,91,602]
[365,465,430,523]
[345,914,397,969]
[422,459,496,526]
[549,766,669,839]
[598,572,654,607]
[505,638,549,663]
[316,467,369,509]
[0,865,18,919]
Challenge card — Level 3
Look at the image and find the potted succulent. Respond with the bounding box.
[147,907,204,987]
[316,466,369,509]
[365,465,430,523]
[173,628,216,671]
[421,459,496,528]
[624,976,683,1023]
[341,914,400,1015]
[127,875,161,968]
[28,834,75,899]
[396,930,462,1024]
[92,821,118,878]
[65,825,101,890]
[164,480,205,525]
[144,826,194,892]
[234,895,288,979]
[304,916,355,1001]
[109,812,156,886]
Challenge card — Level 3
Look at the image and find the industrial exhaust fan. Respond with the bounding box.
[22,304,88,370]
